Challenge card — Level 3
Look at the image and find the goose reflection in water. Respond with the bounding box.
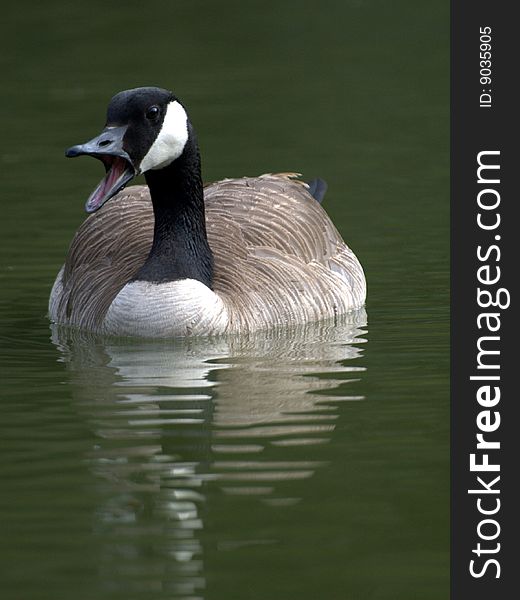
[51,310,367,599]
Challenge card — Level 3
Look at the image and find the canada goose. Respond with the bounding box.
[49,87,366,337]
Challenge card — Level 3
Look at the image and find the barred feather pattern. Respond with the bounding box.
[49,174,366,336]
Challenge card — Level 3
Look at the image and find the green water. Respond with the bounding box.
[0,1,449,599]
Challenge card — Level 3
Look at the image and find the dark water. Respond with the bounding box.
[0,1,448,599]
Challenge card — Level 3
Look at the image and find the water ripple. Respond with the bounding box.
[50,312,367,598]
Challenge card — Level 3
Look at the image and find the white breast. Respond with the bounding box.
[103,279,229,337]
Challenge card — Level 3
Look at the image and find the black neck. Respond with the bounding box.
[133,136,214,286]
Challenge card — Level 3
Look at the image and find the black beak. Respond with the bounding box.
[66,125,136,213]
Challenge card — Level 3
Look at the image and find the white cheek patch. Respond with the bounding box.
[139,100,189,172]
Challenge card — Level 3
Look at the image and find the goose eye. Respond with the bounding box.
[146,106,160,120]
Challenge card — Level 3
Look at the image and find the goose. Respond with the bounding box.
[49,86,366,337]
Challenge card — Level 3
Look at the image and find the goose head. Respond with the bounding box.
[66,87,190,213]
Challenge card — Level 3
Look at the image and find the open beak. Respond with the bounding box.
[66,125,136,213]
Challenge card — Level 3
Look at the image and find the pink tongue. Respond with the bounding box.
[87,157,129,212]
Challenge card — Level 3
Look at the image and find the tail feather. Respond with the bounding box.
[306,178,328,203]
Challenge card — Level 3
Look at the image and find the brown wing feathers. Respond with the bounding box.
[53,174,359,331]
